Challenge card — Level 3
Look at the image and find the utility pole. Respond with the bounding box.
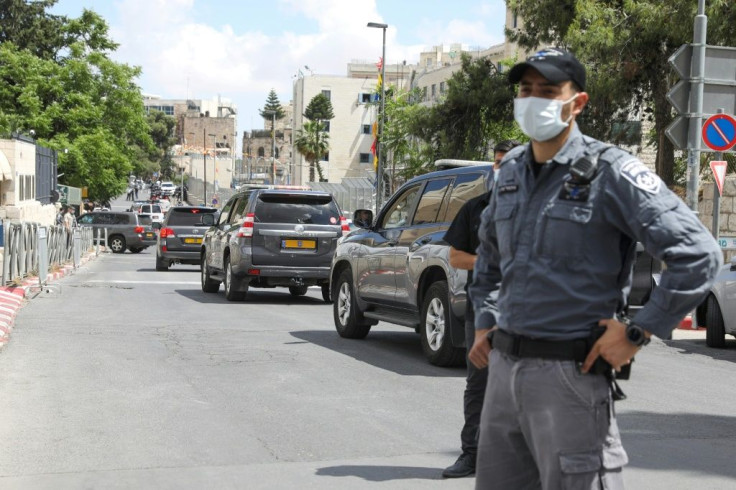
[203,127,207,206]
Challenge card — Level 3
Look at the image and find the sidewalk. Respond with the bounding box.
[0,250,100,351]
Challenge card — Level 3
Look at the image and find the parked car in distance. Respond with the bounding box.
[131,203,164,223]
[159,181,177,196]
[695,255,736,347]
[200,189,348,301]
[78,211,156,253]
[330,162,663,367]
[154,206,218,271]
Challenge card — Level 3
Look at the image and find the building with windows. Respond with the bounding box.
[241,104,294,185]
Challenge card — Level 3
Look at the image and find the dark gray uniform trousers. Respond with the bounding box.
[462,312,488,458]
[475,350,628,489]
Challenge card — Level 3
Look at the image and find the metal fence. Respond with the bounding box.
[308,177,376,214]
[2,222,95,286]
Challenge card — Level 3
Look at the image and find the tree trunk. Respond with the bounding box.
[651,74,675,186]
[309,159,315,182]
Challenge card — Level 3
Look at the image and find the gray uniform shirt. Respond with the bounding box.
[470,124,723,341]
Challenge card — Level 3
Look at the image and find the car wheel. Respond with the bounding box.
[109,235,126,254]
[420,281,464,367]
[333,268,371,339]
[224,256,246,301]
[155,256,169,271]
[321,283,332,303]
[129,247,143,254]
[289,286,309,296]
[705,295,726,348]
[200,254,220,293]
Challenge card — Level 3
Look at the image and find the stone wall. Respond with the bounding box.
[698,176,736,262]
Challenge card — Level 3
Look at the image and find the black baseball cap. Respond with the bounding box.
[508,48,586,91]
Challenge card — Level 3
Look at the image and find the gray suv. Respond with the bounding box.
[330,165,492,366]
[78,211,157,253]
[331,164,663,367]
[200,189,347,301]
[155,206,218,270]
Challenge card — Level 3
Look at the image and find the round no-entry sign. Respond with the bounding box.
[702,114,736,151]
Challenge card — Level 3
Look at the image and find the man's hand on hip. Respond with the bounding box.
[469,327,493,369]
[582,318,641,373]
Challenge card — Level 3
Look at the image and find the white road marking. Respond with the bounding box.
[85,280,200,285]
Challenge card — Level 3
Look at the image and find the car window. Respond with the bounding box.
[113,214,130,225]
[254,194,340,225]
[78,214,94,225]
[151,205,162,214]
[138,215,152,226]
[381,185,421,229]
[230,195,250,224]
[412,178,452,225]
[218,198,236,225]
[167,208,217,226]
[445,173,486,222]
[96,213,114,225]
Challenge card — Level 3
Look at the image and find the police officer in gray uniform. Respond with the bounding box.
[468,48,723,489]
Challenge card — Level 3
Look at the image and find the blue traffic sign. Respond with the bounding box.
[702,114,736,151]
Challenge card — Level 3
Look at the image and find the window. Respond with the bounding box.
[78,214,94,225]
[258,147,265,157]
[431,84,436,98]
[218,198,236,226]
[167,207,218,226]
[359,93,372,104]
[18,175,35,201]
[362,124,371,134]
[113,214,130,225]
[513,11,519,28]
[254,194,340,225]
[323,121,330,132]
[322,152,329,162]
[359,153,371,164]
[381,185,421,229]
[445,173,486,221]
[440,82,446,94]
[426,58,432,67]
[413,179,452,225]
[422,87,427,102]
[229,195,249,224]
[322,90,331,100]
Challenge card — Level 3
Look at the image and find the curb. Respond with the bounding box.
[0,251,100,350]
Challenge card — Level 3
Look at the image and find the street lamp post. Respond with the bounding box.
[367,21,388,211]
[208,133,217,202]
[263,110,277,184]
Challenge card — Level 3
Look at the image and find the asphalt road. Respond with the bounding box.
[0,247,734,489]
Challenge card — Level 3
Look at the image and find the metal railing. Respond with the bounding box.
[2,222,96,286]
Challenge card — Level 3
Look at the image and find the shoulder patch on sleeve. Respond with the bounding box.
[620,159,661,194]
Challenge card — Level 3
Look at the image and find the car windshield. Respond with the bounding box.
[138,215,153,225]
[255,194,339,225]
[167,208,217,226]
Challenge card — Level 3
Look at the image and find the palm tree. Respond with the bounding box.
[294,120,330,182]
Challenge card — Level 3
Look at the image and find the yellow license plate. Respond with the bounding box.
[282,239,316,249]
[184,237,203,244]
[145,232,155,239]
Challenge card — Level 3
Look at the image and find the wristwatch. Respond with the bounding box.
[625,323,650,347]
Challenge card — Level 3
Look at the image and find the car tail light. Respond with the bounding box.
[248,269,260,275]
[237,213,255,238]
[134,226,144,233]
[160,227,176,238]
[340,216,350,236]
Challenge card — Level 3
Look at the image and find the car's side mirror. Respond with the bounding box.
[353,209,373,229]
[152,222,162,230]
[202,214,215,226]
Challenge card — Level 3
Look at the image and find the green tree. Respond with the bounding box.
[421,54,522,164]
[146,110,177,178]
[506,0,736,186]
[304,93,334,121]
[295,120,330,182]
[0,0,66,60]
[259,89,286,120]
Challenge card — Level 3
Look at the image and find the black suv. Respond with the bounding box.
[331,164,662,366]
[200,189,347,301]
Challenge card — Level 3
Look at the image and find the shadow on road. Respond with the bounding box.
[620,410,736,480]
[174,288,331,306]
[662,338,736,364]
[137,267,199,273]
[291,329,466,378]
[315,465,442,481]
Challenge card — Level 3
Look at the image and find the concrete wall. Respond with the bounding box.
[0,139,56,227]
[698,176,736,261]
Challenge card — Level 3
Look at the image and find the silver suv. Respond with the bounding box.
[77,211,157,253]
[200,189,347,301]
[330,165,492,366]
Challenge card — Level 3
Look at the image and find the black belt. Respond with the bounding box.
[489,329,589,363]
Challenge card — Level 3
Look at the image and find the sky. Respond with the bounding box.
[50,0,508,152]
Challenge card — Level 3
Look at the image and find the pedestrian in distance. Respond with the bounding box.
[441,139,521,479]
[468,48,723,489]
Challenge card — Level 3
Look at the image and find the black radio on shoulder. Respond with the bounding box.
[558,152,601,202]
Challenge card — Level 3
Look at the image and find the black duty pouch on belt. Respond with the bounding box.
[588,326,629,401]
